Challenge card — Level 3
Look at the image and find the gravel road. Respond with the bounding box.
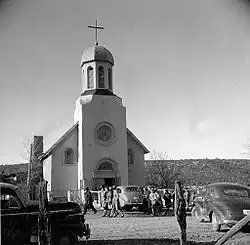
[80,211,250,245]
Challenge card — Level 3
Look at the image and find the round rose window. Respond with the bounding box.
[95,122,116,145]
[97,125,112,142]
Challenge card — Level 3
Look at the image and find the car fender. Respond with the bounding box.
[118,194,127,208]
[193,203,204,214]
[191,205,201,216]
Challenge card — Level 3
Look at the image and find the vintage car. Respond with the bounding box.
[191,182,250,231]
[1,182,90,245]
[116,185,144,211]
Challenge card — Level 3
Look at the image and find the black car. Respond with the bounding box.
[1,182,90,245]
[191,182,250,231]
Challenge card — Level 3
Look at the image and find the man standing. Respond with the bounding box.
[149,187,160,216]
[83,187,97,215]
[163,189,172,215]
[102,186,113,217]
[99,185,105,210]
[142,186,150,214]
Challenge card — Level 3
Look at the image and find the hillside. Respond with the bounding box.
[0,159,249,189]
[0,163,27,175]
[145,158,250,188]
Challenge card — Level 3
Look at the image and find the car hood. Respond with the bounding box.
[25,201,82,214]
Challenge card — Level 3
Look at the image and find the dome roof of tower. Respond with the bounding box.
[81,45,114,67]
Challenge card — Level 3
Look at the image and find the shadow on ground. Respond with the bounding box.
[124,210,192,218]
[80,238,216,245]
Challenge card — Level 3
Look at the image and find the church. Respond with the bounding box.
[41,26,149,196]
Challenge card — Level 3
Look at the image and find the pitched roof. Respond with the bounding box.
[39,122,78,162]
[127,128,149,154]
[39,122,149,162]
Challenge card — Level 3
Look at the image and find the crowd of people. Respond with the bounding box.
[83,185,195,218]
[142,186,195,216]
[141,186,173,216]
[83,185,124,218]
[100,185,125,218]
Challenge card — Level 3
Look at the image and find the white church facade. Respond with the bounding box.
[41,42,149,196]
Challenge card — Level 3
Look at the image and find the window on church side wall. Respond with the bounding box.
[64,148,74,165]
[128,149,134,164]
[87,66,94,89]
[98,66,105,88]
[108,68,112,90]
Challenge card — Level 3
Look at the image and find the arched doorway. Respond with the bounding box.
[93,159,120,190]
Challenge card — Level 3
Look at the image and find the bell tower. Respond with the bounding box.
[74,21,128,190]
[80,45,114,94]
[80,20,114,94]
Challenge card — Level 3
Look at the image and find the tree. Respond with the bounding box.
[146,152,182,188]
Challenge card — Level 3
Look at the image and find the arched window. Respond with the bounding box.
[64,148,74,164]
[87,66,94,89]
[98,162,113,171]
[98,66,105,88]
[82,70,85,89]
[108,68,112,90]
[128,149,134,164]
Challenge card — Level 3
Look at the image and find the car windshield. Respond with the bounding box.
[223,187,250,198]
[126,187,139,192]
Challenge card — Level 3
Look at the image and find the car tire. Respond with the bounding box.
[212,213,221,232]
[52,229,78,245]
[139,206,144,212]
[191,206,204,222]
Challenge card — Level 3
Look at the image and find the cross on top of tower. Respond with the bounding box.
[88,20,104,46]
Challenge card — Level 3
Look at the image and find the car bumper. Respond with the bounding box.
[224,218,250,227]
[224,219,239,226]
[125,203,143,207]
[127,202,143,205]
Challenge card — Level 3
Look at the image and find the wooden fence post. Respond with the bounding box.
[38,179,50,245]
[174,180,187,245]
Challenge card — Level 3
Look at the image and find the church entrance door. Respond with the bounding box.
[104,178,115,187]
[93,159,120,190]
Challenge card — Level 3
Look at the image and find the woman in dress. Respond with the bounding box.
[110,187,124,218]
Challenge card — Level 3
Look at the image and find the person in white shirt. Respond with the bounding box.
[149,187,160,216]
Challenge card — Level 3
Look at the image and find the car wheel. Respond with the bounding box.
[139,206,144,212]
[212,213,221,232]
[53,229,78,245]
[191,206,204,222]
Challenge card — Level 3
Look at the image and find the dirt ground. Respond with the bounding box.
[80,211,250,245]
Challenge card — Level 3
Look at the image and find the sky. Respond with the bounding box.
[1,0,250,164]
